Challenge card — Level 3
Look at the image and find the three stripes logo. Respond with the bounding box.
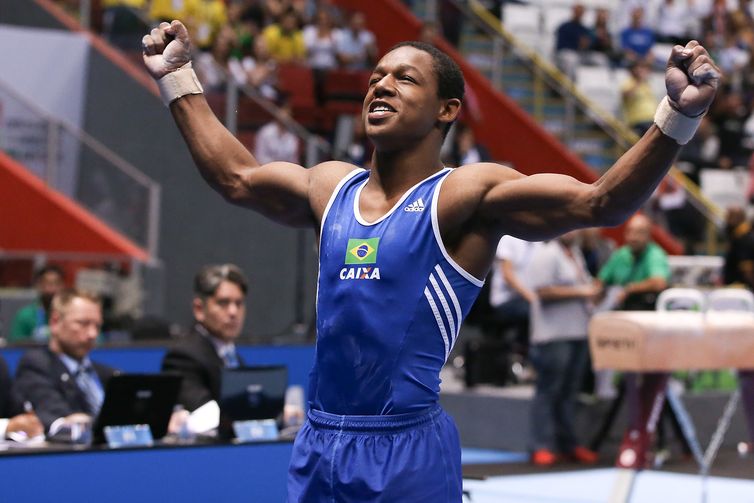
[404,198,425,212]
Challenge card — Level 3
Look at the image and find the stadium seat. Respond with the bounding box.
[707,288,754,313]
[655,287,706,312]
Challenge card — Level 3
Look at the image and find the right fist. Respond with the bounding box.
[142,20,192,80]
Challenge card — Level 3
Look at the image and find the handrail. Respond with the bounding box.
[206,57,333,163]
[0,79,162,258]
[460,0,723,226]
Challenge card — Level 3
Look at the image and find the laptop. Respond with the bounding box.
[93,373,182,444]
[218,365,288,438]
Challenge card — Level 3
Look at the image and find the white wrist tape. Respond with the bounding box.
[158,62,203,106]
[653,96,702,145]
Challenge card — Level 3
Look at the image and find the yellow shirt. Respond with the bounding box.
[187,0,228,49]
[262,25,306,63]
[102,0,146,8]
[149,0,197,21]
[621,77,656,127]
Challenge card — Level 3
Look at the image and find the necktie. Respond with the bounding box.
[222,347,240,369]
[76,364,104,416]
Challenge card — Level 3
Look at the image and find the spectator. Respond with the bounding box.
[590,8,620,67]
[621,61,658,136]
[621,7,656,66]
[721,205,754,455]
[702,0,733,50]
[162,264,248,412]
[655,0,691,45]
[0,354,44,441]
[554,3,593,81]
[254,95,300,165]
[188,0,229,53]
[262,7,306,64]
[302,9,340,70]
[448,123,490,167]
[101,0,148,51]
[580,228,614,278]
[228,36,280,100]
[14,289,117,437]
[150,0,192,24]
[194,24,238,91]
[336,11,377,70]
[597,214,668,310]
[723,205,754,289]
[10,265,65,344]
[710,88,752,168]
[527,231,600,466]
[343,113,372,168]
[489,236,540,361]
[678,116,720,179]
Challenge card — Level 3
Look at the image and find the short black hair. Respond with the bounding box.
[34,264,64,282]
[194,264,248,299]
[388,41,465,136]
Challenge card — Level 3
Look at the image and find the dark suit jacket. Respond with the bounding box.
[0,355,22,418]
[13,348,117,432]
[161,328,244,412]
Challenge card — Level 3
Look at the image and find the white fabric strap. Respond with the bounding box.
[653,96,702,145]
[158,62,203,106]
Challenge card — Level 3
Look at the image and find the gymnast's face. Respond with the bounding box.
[363,46,454,151]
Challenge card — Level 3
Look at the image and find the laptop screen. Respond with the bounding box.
[93,373,182,443]
[219,365,288,433]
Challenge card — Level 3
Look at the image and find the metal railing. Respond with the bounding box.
[0,80,161,259]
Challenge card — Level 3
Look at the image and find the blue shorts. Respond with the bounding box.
[287,405,462,502]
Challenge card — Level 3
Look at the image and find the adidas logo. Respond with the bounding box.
[404,198,426,212]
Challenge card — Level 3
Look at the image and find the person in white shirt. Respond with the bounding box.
[335,11,377,70]
[488,235,540,358]
[254,95,300,165]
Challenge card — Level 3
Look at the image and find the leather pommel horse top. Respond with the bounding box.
[589,311,754,371]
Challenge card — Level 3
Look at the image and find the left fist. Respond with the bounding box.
[665,41,721,117]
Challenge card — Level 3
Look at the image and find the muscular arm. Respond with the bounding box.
[459,42,719,241]
[169,95,314,226]
[144,21,354,227]
[624,276,667,295]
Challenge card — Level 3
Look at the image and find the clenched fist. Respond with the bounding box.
[142,20,192,80]
[665,40,721,118]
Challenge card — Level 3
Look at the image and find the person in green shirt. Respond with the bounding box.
[598,214,669,310]
[10,265,65,343]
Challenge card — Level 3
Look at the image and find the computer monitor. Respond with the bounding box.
[219,365,287,438]
[93,373,182,444]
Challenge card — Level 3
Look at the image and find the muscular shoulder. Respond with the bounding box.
[308,160,363,221]
[438,162,521,230]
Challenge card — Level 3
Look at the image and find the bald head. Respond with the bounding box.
[625,215,652,255]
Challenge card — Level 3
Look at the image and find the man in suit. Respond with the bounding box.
[0,354,43,440]
[14,289,117,435]
[162,264,247,412]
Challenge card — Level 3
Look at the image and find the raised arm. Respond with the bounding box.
[142,21,347,227]
[471,41,720,241]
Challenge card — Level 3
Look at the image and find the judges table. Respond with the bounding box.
[0,343,314,503]
[0,440,293,502]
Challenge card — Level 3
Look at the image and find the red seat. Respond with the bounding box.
[277,64,317,109]
[323,69,370,102]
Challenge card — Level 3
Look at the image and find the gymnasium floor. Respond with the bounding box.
[460,449,754,502]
